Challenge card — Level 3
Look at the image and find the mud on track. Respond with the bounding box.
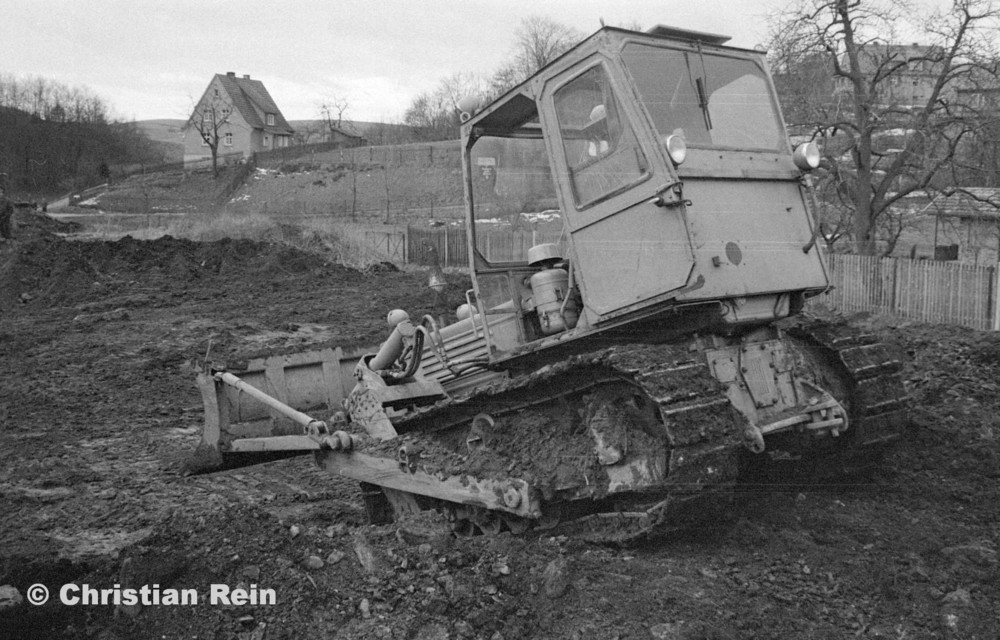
[0,213,998,639]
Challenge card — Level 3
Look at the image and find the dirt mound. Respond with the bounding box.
[0,221,376,320]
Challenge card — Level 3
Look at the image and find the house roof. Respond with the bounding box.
[214,73,294,135]
[899,188,1000,220]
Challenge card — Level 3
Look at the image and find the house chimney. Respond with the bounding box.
[227,71,235,77]
[244,74,250,79]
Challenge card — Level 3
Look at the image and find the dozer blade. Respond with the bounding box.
[184,348,546,520]
[185,346,370,474]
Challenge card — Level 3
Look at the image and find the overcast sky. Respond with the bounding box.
[0,0,933,123]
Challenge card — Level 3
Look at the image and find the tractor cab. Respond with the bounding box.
[458,25,829,363]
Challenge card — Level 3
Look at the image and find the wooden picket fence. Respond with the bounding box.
[817,254,1000,330]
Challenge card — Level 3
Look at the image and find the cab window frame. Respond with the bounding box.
[551,62,652,210]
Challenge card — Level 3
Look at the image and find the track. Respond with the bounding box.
[783,317,910,469]
[360,343,746,544]
[350,318,909,544]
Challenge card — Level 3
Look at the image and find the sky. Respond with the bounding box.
[0,0,933,124]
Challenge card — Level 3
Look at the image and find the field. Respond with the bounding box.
[0,210,998,639]
[87,141,467,227]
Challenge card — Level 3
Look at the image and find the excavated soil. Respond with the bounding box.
[1,211,999,639]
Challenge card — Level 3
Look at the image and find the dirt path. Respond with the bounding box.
[0,214,997,639]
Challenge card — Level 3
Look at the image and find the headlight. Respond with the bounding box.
[665,134,687,166]
[793,142,821,171]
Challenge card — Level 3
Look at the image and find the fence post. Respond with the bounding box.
[891,257,899,314]
[993,263,1000,330]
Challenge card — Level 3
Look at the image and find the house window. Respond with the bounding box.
[266,113,275,126]
[222,107,231,119]
[224,132,233,146]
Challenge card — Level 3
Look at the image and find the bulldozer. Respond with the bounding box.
[190,24,908,542]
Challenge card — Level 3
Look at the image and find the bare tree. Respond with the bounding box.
[319,95,353,141]
[399,18,581,140]
[291,120,321,146]
[487,17,583,99]
[768,0,1000,255]
[0,73,160,194]
[512,16,582,75]
[404,73,487,141]
[188,93,234,177]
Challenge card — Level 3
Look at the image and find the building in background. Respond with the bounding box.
[183,72,294,168]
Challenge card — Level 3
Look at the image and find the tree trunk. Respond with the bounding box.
[839,1,878,256]
[210,143,219,178]
[853,170,877,255]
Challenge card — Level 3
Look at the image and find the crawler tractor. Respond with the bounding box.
[192,24,907,542]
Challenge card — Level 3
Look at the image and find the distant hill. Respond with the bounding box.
[136,119,185,144]
[135,119,185,163]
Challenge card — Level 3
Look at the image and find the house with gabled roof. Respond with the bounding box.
[183,72,294,168]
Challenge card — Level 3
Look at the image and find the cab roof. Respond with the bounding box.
[465,24,747,138]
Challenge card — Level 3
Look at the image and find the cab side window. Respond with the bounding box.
[554,66,648,207]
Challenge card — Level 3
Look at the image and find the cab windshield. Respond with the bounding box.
[621,43,785,152]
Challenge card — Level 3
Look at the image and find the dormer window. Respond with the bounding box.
[266,113,275,126]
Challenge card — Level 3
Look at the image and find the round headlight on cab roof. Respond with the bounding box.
[665,134,687,166]
[793,142,821,172]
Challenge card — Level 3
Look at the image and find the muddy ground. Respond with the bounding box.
[0,211,998,640]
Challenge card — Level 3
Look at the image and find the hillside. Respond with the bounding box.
[135,119,185,146]
[134,119,185,164]
[228,144,465,222]
[287,119,415,146]
[0,107,165,199]
[69,139,466,224]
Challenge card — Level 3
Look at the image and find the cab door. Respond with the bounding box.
[541,58,695,318]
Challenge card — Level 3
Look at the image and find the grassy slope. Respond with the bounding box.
[228,160,465,223]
